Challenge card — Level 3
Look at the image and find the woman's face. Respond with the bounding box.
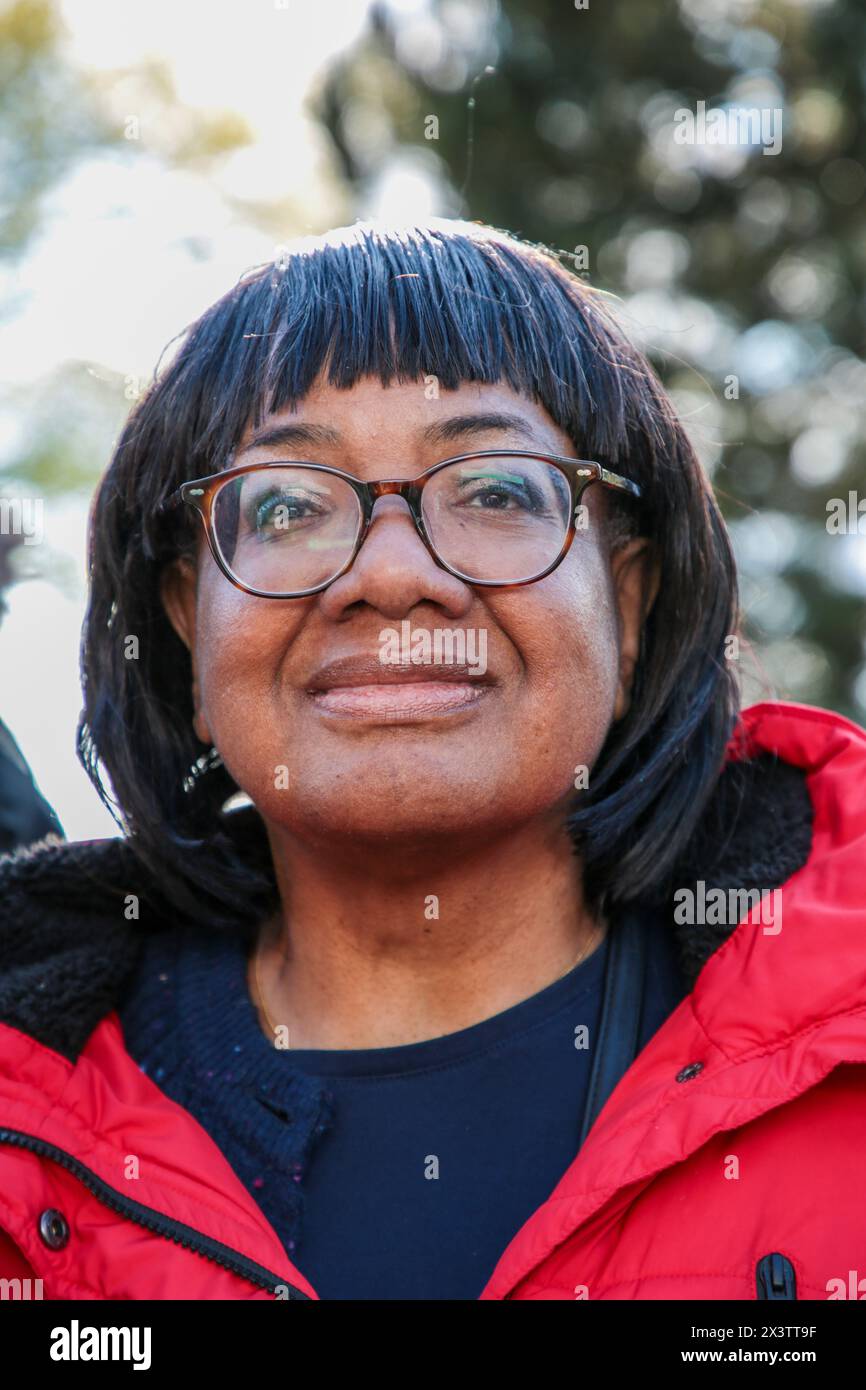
[162,374,655,851]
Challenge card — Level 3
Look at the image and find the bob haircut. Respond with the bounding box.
[78,217,740,934]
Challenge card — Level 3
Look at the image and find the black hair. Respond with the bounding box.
[77,217,740,932]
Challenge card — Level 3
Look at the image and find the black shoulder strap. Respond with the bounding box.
[578,905,648,1149]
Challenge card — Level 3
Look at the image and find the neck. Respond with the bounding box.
[249,817,605,1050]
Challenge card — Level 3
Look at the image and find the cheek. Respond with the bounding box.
[494,546,621,775]
[192,574,306,779]
[559,557,621,704]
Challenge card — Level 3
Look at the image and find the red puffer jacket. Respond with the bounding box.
[0,700,865,1300]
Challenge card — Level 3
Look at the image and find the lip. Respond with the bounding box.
[305,652,495,723]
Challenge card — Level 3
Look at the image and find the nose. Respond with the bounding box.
[316,494,474,622]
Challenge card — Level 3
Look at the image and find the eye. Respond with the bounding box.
[247,486,330,538]
[456,470,548,513]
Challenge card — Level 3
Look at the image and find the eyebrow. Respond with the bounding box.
[238,422,340,453]
[423,412,542,448]
[234,411,545,457]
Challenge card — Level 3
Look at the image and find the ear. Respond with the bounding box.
[610,538,660,722]
[160,557,212,745]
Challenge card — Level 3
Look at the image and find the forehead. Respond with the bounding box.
[236,374,573,456]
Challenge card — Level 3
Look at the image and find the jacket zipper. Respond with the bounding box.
[0,1129,312,1300]
[755,1252,797,1299]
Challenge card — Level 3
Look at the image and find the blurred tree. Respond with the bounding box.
[0,0,110,257]
[0,0,253,595]
[0,0,251,263]
[314,0,866,720]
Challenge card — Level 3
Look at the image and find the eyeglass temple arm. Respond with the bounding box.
[156,488,188,516]
[597,466,641,499]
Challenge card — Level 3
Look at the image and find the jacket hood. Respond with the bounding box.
[0,699,822,1066]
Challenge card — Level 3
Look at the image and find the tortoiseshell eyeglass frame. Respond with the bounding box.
[158,449,642,599]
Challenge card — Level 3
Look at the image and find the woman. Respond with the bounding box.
[0,218,864,1302]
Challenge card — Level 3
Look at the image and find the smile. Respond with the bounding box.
[304,651,496,723]
[308,680,491,722]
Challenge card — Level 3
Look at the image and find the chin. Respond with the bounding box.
[256,778,508,849]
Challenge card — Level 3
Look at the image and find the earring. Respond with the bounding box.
[183,745,224,793]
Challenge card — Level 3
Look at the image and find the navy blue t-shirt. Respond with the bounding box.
[118,906,687,1300]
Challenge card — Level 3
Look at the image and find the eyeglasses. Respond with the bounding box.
[160,450,641,599]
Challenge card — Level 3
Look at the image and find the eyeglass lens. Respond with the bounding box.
[210,456,574,593]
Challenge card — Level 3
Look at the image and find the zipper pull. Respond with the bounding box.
[756,1252,797,1299]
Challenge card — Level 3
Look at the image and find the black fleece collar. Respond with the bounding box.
[0,755,814,1063]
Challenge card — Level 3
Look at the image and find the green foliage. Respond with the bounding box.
[0,0,114,257]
